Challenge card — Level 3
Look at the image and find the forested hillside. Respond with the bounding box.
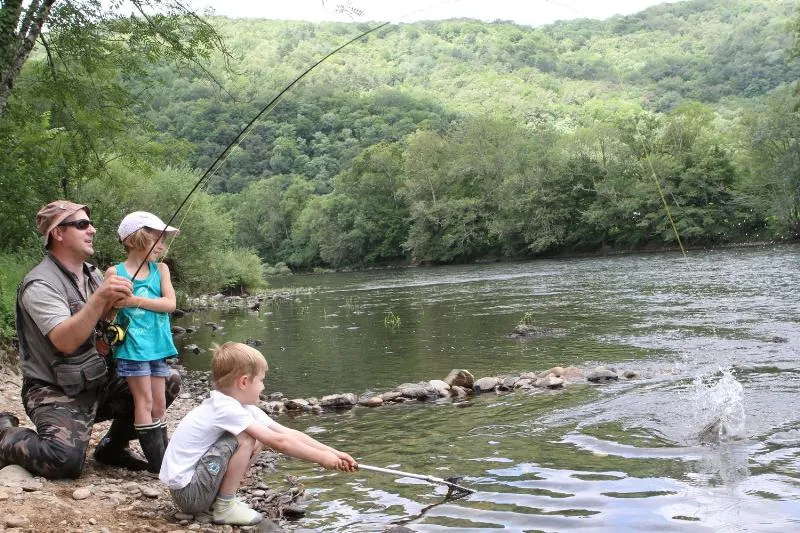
[119,0,800,270]
[2,0,800,290]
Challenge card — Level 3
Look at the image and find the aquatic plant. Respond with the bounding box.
[384,311,401,329]
[518,311,535,326]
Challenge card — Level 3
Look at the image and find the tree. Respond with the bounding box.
[0,1,228,251]
[745,85,800,238]
[0,0,227,120]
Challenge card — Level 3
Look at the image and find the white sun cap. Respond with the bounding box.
[117,211,180,242]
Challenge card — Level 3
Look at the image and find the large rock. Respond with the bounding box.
[259,400,286,415]
[0,465,34,489]
[380,390,405,402]
[285,398,312,411]
[444,369,474,389]
[319,393,359,408]
[428,379,451,397]
[473,376,500,393]
[586,367,619,383]
[562,366,584,380]
[534,375,565,389]
[449,385,470,399]
[514,378,533,389]
[499,375,518,390]
[537,366,565,378]
[396,382,439,401]
[359,396,384,407]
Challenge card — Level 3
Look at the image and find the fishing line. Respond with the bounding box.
[555,0,687,257]
[125,0,689,286]
[106,4,400,345]
[128,0,484,279]
[129,17,395,280]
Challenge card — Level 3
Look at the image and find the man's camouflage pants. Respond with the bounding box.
[0,367,181,479]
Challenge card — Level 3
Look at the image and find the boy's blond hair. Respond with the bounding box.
[121,227,159,252]
[211,342,268,389]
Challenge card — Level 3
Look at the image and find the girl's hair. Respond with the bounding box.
[211,342,268,389]
[122,227,160,252]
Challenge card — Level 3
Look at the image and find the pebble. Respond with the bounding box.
[140,485,160,498]
[5,515,30,528]
[175,512,194,521]
[21,480,43,491]
[73,487,92,500]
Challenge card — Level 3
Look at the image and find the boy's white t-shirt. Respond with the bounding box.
[159,390,273,489]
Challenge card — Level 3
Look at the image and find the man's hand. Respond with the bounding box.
[95,275,132,309]
[48,274,132,354]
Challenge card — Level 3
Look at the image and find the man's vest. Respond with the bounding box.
[15,255,105,386]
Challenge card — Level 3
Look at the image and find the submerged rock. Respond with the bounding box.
[506,324,557,340]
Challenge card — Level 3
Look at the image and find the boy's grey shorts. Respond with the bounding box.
[170,433,239,514]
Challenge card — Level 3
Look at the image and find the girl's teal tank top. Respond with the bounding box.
[113,261,177,361]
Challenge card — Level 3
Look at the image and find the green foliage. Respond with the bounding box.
[208,248,268,295]
[79,163,265,294]
[742,84,800,238]
[264,262,292,276]
[227,174,315,264]
[0,251,36,343]
[2,0,799,283]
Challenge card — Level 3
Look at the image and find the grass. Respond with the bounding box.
[384,310,401,329]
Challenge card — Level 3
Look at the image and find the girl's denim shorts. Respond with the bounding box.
[116,358,171,378]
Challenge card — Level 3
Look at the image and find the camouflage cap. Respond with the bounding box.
[36,200,91,246]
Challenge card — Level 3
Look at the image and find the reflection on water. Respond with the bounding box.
[173,246,800,531]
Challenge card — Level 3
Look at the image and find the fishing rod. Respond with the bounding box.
[98,13,396,347]
[127,17,394,282]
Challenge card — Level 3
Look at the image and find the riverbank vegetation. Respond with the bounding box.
[1,0,800,344]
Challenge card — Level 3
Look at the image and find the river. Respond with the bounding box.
[173,245,800,531]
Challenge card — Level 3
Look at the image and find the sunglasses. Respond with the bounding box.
[58,219,93,230]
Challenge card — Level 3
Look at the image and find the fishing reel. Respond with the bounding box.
[99,320,126,347]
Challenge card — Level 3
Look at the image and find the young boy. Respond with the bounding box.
[159,342,358,525]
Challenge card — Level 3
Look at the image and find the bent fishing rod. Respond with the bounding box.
[94,16,396,347]
[129,17,394,281]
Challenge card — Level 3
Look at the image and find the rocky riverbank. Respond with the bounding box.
[1,307,642,533]
[0,361,298,533]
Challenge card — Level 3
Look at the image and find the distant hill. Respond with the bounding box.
[134,0,798,193]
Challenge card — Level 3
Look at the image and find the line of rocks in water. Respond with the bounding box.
[255,365,639,417]
[181,292,299,313]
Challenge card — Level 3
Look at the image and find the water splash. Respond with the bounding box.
[692,368,746,445]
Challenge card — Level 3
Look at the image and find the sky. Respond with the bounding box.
[195,0,686,27]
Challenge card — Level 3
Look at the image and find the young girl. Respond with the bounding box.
[108,211,180,473]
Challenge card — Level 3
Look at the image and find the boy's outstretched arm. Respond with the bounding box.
[270,422,358,471]
[245,422,357,471]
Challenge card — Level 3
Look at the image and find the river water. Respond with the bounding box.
[173,245,800,531]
